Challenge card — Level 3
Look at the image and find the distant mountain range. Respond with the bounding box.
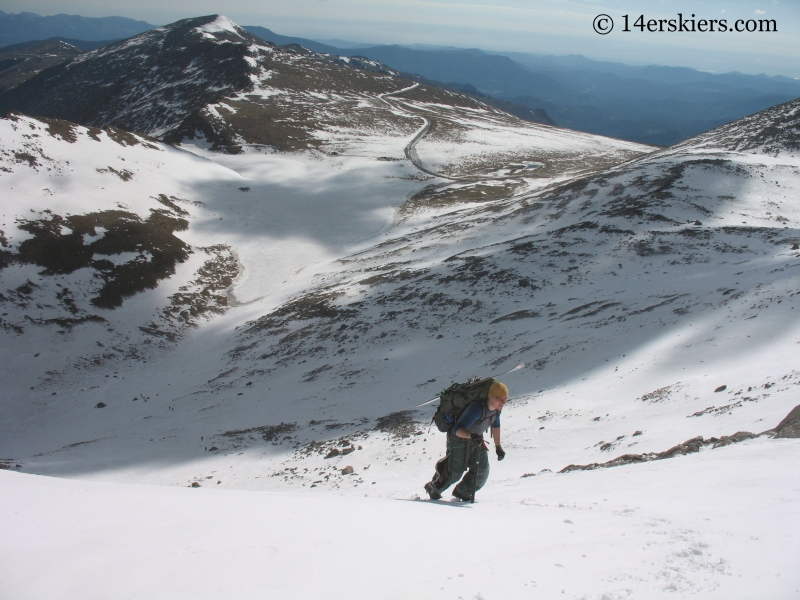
[2,11,798,146]
[0,10,153,47]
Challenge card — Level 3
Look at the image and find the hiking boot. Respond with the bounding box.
[424,482,442,500]
[452,487,472,502]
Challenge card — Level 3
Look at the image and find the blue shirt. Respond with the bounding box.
[453,401,501,434]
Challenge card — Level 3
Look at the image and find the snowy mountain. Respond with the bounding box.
[0,14,546,154]
[0,16,268,144]
[0,16,798,600]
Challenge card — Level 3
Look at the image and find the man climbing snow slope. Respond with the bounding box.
[424,381,508,501]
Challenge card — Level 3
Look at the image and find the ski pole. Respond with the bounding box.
[471,445,480,503]
[413,363,525,408]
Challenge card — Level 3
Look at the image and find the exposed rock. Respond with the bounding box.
[324,448,340,459]
[375,411,423,439]
[340,447,355,456]
[773,404,800,438]
[559,430,757,474]
[658,436,704,459]
[96,402,106,408]
[711,431,756,448]
[221,422,297,445]
[341,466,354,475]
[714,385,727,392]
[191,482,201,488]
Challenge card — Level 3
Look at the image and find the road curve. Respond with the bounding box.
[379,84,539,183]
[379,84,458,181]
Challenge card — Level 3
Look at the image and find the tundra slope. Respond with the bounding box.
[0,88,652,464]
[0,96,796,483]
[207,97,800,474]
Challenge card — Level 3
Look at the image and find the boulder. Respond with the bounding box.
[774,404,800,438]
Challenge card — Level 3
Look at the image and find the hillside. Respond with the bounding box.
[0,37,121,93]
[0,16,798,600]
[0,39,83,91]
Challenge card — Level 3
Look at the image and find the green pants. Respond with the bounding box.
[429,435,490,498]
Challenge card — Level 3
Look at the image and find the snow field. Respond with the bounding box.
[2,437,797,600]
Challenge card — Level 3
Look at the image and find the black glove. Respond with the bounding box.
[496,446,506,461]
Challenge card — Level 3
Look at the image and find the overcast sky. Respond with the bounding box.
[6,0,800,77]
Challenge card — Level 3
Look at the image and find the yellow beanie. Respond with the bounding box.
[488,382,508,398]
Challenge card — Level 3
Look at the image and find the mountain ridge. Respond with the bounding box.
[0,15,564,154]
[0,10,154,47]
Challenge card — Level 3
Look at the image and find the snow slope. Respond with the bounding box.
[1,64,799,600]
[2,438,798,599]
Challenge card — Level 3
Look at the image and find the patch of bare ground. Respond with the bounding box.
[396,86,487,109]
[559,432,761,473]
[375,410,425,439]
[296,433,368,459]
[437,151,638,180]
[160,244,239,327]
[242,289,357,336]
[415,116,469,145]
[6,209,190,309]
[96,166,134,181]
[559,403,800,474]
[398,180,525,220]
[638,383,685,403]
[219,422,298,448]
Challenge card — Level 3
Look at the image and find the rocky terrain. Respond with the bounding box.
[0,39,83,91]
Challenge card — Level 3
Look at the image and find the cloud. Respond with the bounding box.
[755,9,766,14]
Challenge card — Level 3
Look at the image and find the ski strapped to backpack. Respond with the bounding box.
[414,363,524,410]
